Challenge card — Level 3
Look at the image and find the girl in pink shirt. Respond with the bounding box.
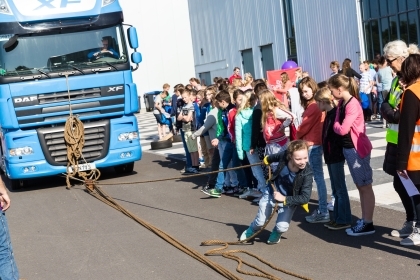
[329,74,375,237]
[274,72,293,109]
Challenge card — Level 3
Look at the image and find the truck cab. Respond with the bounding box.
[0,0,142,189]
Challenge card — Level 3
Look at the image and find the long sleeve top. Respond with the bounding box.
[296,102,324,146]
[333,97,372,158]
[193,107,219,141]
[397,89,420,184]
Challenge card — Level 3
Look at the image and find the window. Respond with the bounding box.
[379,0,388,16]
[365,23,373,59]
[408,11,418,42]
[400,13,409,42]
[407,0,418,10]
[399,0,407,12]
[381,18,390,44]
[283,0,297,61]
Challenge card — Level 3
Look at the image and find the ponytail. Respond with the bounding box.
[328,74,360,101]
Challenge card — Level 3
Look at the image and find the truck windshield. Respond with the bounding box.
[0,25,127,77]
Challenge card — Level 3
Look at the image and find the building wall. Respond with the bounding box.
[292,0,362,81]
[188,0,363,83]
[188,0,288,82]
[119,0,195,99]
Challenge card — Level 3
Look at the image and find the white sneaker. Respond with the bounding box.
[400,227,420,246]
[391,221,414,238]
[239,189,262,199]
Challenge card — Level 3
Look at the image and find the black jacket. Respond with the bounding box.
[250,102,266,149]
[266,151,313,206]
[322,107,345,164]
[397,89,420,184]
[381,77,400,176]
[339,68,362,79]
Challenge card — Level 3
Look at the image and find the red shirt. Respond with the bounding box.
[229,74,242,84]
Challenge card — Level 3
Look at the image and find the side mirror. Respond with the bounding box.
[130,52,142,71]
[127,27,139,49]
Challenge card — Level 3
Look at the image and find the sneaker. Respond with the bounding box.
[346,219,363,233]
[324,220,335,228]
[224,185,236,195]
[305,209,330,223]
[182,167,199,174]
[204,188,222,198]
[267,231,282,244]
[252,196,261,204]
[239,227,255,241]
[347,221,375,236]
[400,227,420,246]
[239,188,262,199]
[327,223,351,230]
[233,187,246,197]
[201,184,214,194]
[391,221,414,238]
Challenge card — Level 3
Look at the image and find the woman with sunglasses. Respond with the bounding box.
[382,40,419,240]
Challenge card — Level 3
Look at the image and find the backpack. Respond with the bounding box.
[360,92,370,109]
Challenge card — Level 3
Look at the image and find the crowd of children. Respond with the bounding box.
[151,47,420,245]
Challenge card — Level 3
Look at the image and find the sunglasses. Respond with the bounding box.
[386,57,398,65]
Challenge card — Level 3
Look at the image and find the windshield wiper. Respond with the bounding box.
[34,68,51,79]
[68,64,85,75]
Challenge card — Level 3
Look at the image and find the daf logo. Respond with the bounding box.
[108,86,123,92]
[14,96,38,103]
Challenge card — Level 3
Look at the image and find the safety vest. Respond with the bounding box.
[385,77,403,144]
[400,82,420,171]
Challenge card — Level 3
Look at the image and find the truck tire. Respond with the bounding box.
[150,139,172,150]
[114,162,134,174]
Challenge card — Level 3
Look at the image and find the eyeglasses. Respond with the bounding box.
[386,57,398,65]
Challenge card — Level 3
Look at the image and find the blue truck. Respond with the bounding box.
[0,0,142,189]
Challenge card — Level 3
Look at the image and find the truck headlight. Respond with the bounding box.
[9,147,34,157]
[0,0,12,15]
[102,0,116,6]
[118,132,138,141]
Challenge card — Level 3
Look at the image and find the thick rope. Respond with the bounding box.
[64,74,100,189]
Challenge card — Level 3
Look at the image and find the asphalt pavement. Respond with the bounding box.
[6,150,420,280]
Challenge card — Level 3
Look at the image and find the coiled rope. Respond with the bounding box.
[62,73,311,279]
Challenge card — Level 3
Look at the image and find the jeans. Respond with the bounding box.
[250,188,297,233]
[180,129,192,169]
[218,140,248,188]
[246,151,266,191]
[0,212,19,280]
[208,147,224,187]
[327,161,352,224]
[376,91,384,118]
[309,145,328,214]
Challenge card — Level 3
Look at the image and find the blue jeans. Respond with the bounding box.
[376,91,384,118]
[180,129,192,169]
[250,188,297,233]
[245,151,266,191]
[218,140,248,188]
[327,161,352,224]
[309,145,327,214]
[0,212,19,280]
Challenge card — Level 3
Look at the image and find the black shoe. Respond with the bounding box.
[201,184,214,194]
[347,221,375,236]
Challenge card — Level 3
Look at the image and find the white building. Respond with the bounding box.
[119,0,195,104]
[187,0,365,83]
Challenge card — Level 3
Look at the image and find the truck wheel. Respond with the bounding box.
[150,139,172,150]
[114,162,134,174]
[9,179,26,192]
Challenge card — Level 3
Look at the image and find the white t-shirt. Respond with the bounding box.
[359,72,372,94]
[153,94,162,114]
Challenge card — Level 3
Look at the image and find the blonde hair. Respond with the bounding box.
[259,89,288,127]
[383,40,419,58]
[314,87,334,106]
[244,73,253,86]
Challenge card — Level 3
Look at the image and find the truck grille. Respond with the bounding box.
[37,120,110,166]
[13,85,124,128]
